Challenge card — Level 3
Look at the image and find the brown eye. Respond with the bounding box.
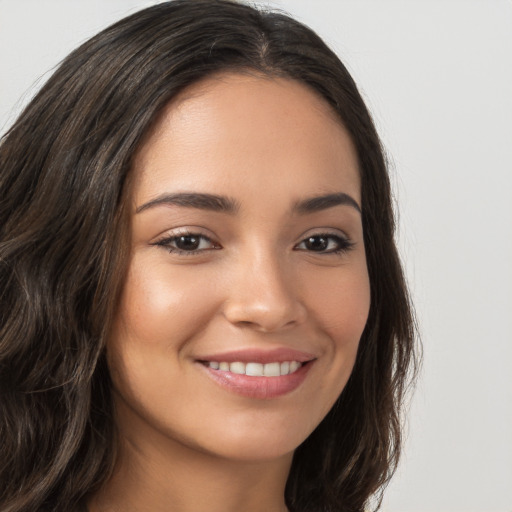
[153,232,219,255]
[296,234,354,254]
[175,235,201,251]
[304,236,329,251]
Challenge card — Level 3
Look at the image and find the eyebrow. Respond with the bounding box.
[136,192,240,214]
[293,192,361,214]
[135,191,361,215]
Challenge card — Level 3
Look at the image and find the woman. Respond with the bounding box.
[0,1,418,511]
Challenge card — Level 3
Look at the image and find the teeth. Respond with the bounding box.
[263,362,280,377]
[229,362,245,374]
[289,361,301,373]
[206,360,303,376]
[245,362,263,376]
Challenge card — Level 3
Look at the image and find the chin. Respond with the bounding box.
[199,439,298,464]
[161,416,312,464]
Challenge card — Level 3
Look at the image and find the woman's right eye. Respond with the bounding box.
[153,233,219,256]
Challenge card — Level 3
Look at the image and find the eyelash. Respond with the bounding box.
[153,230,355,257]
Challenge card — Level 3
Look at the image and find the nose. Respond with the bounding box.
[222,249,307,333]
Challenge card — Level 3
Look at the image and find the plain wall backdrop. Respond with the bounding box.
[1,1,511,511]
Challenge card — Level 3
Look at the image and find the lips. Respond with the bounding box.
[197,347,316,364]
[196,348,316,399]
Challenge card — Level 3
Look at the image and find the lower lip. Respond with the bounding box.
[198,361,314,400]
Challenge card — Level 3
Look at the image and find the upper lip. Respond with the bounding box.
[196,347,317,364]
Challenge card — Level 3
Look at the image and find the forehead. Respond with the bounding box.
[132,72,361,208]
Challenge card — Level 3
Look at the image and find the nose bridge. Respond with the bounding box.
[222,241,306,332]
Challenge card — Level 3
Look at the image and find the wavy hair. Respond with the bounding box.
[0,1,419,511]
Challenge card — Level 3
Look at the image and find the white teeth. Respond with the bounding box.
[289,361,301,373]
[206,360,303,376]
[245,362,263,376]
[263,362,281,377]
[229,362,245,374]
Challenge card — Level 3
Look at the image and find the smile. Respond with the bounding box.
[204,360,302,377]
[198,357,315,400]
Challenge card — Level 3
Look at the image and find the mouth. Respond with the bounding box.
[196,349,316,399]
[200,360,305,377]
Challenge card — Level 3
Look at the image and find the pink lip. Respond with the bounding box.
[199,362,313,399]
[196,347,316,364]
[196,347,316,400]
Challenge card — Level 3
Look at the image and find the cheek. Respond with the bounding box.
[114,256,222,347]
[304,262,371,346]
[106,258,223,398]
[107,257,224,430]
[301,261,370,414]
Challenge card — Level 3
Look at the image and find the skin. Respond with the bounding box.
[89,72,370,512]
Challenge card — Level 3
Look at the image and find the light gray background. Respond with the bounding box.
[1,1,511,511]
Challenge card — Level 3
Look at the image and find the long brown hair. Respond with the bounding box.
[0,1,419,511]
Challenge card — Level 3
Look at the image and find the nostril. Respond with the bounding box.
[234,319,298,333]
[222,290,307,333]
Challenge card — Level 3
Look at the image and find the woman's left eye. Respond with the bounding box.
[295,234,354,254]
[154,233,218,255]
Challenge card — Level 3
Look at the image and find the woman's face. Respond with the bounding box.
[108,72,370,462]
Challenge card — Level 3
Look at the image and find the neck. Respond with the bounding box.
[88,399,292,512]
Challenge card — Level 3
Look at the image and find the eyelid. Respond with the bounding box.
[152,226,216,243]
[151,228,221,255]
[297,227,350,241]
[294,231,355,254]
